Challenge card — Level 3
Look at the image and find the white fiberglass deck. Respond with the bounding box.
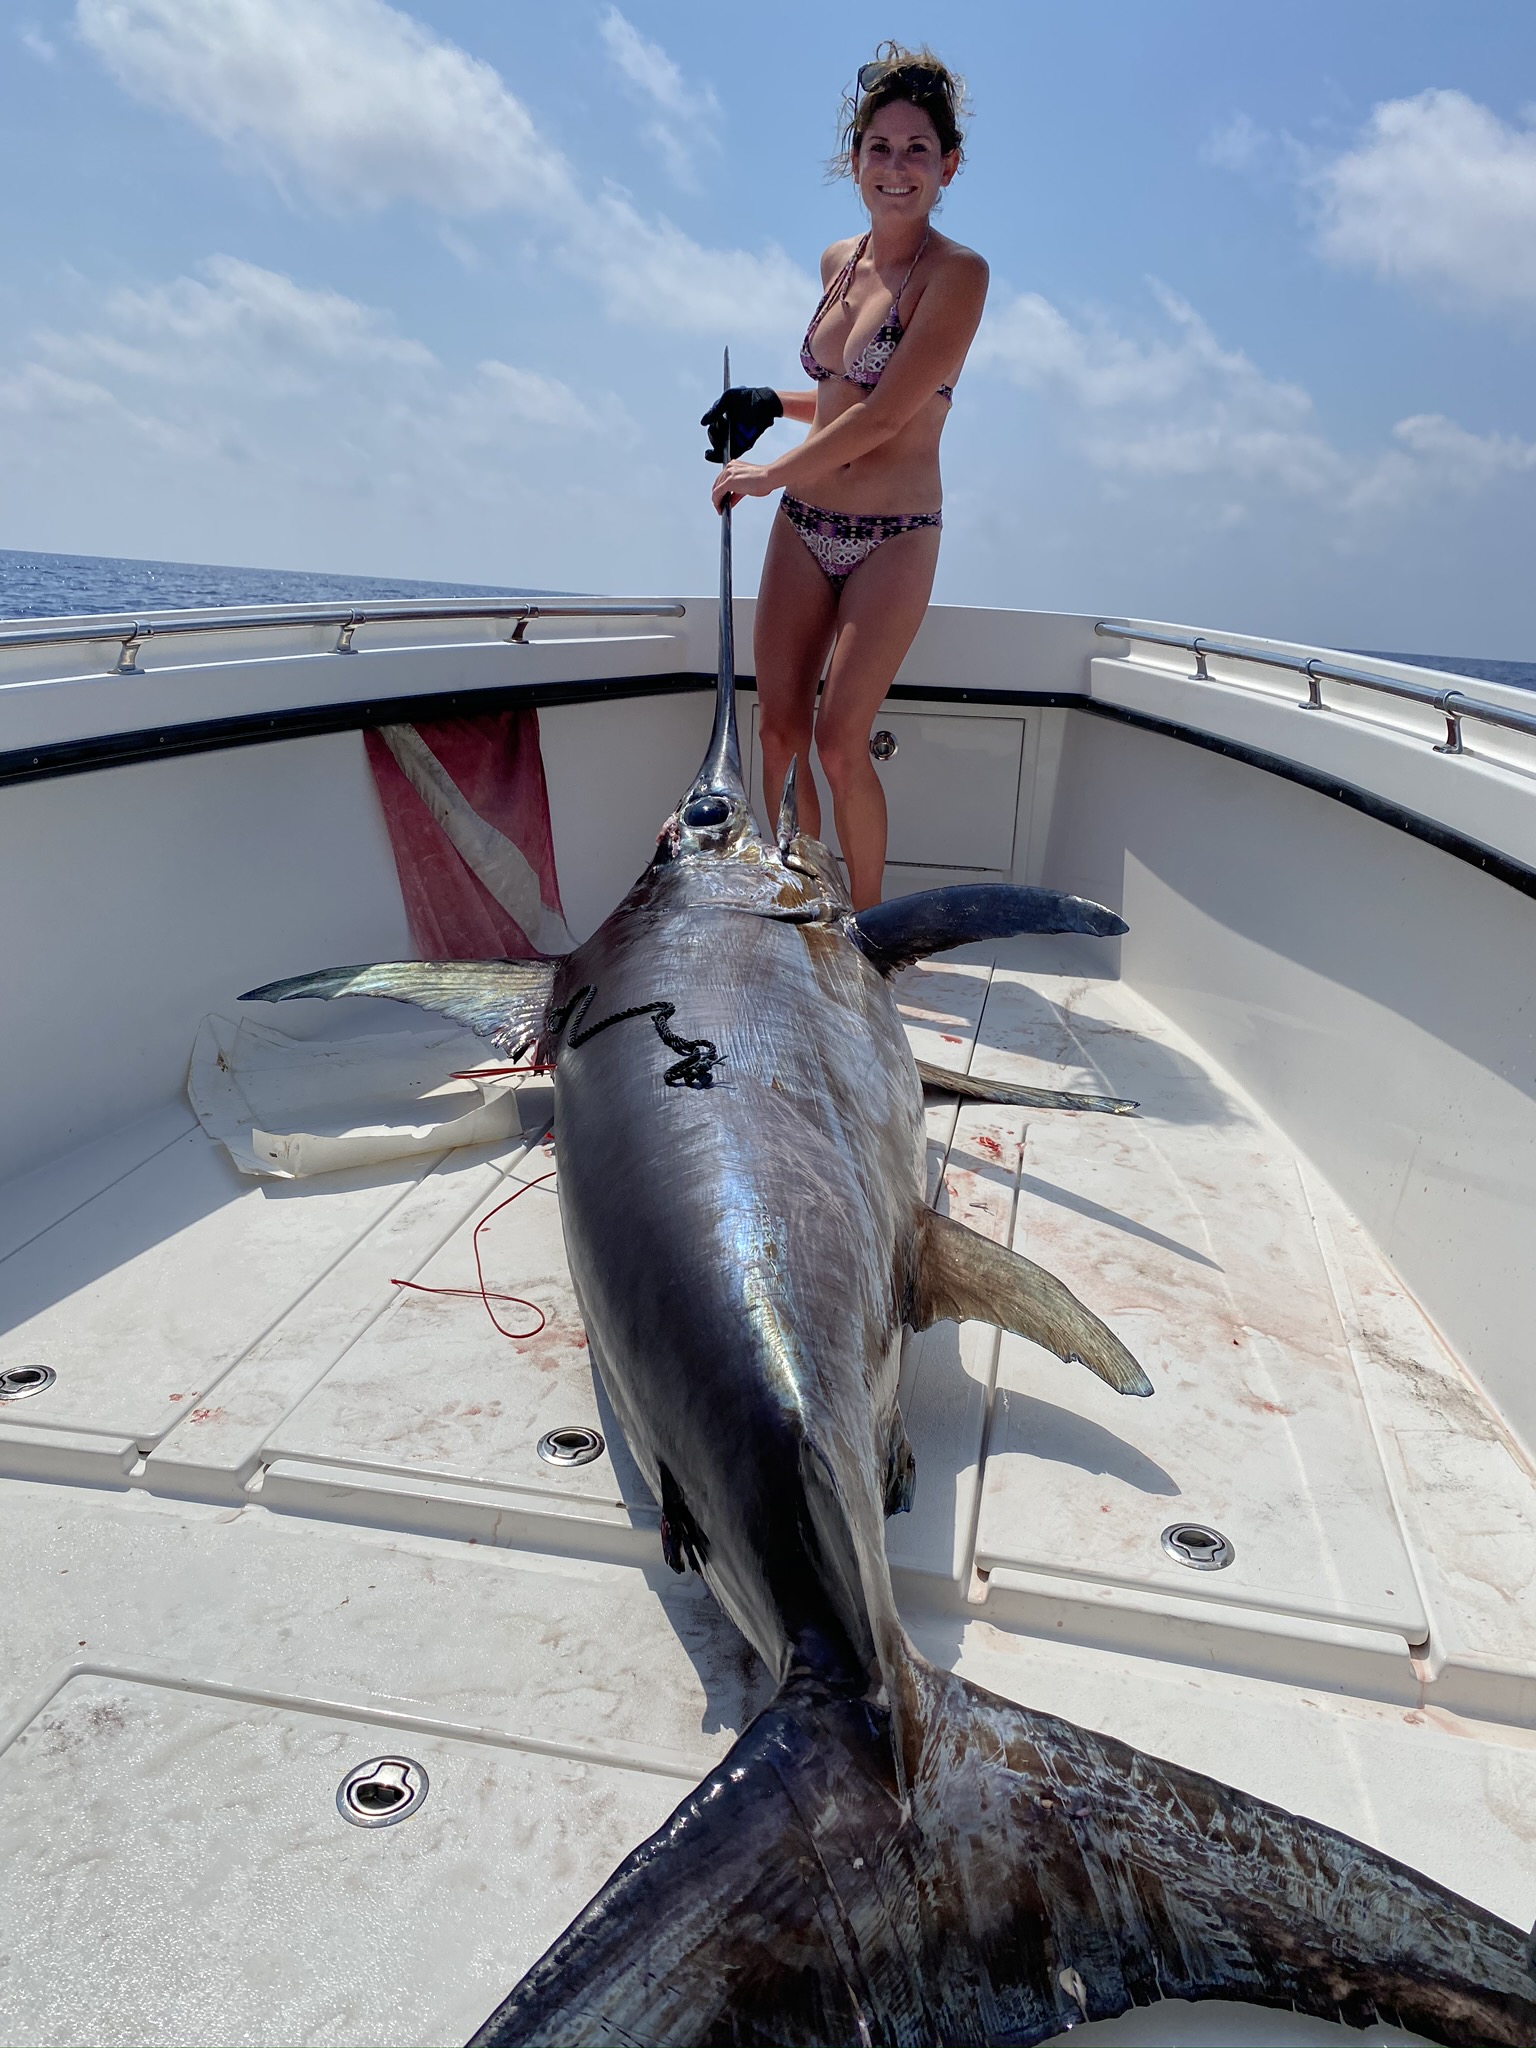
[1,947,1533,2046]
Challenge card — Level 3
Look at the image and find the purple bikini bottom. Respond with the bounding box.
[780,492,942,588]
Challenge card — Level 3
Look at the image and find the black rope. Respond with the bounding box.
[549,985,726,1089]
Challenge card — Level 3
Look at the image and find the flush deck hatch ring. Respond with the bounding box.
[336,1756,429,1828]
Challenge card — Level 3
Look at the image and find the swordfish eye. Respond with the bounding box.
[678,793,743,849]
[681,795,732,830]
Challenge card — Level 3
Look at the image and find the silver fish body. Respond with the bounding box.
[549,814,920,1700]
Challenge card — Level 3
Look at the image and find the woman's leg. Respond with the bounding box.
[753,508,838,837]
[814,523,940,909]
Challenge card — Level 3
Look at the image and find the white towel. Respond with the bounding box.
[188,1012,530,1178]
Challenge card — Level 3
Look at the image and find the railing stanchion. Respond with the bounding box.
[1095,620,1536,753]
[1434,694,1466,756]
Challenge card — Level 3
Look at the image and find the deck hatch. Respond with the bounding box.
[1162,1522,1235,1570]
[336,1754,430,1827]
[537,1426,606,1468]
[0,1364,55,1401]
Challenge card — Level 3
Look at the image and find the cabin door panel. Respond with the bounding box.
[748,705,1025,877]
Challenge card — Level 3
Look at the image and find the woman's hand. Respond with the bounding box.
[711,460,777,511]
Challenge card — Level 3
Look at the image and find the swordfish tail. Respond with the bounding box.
[468,1650,1535,2048]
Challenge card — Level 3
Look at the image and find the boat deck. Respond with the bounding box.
[2,948,1533,2046]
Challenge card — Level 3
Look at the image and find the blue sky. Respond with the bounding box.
[2,1,1534,653]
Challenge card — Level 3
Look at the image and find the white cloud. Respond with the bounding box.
[18,22,58,60]
[0,359,203,459]
[468,361,612,435]
[0,255,707,593]
[0,363,122,418]
[75,0,571,216]
[974,283,1332,493]
[1342,412,1536,519]
[599,7,720,189]
[1200,113,1272,174]
[437,225,482,274]
[973,280,1536,521]
[8,258,624,490]
[599,7,710,119]
[1313,90,1536,310]
[579,195,810,333]
[40,256,437,393]
[74,0,810,335]
[1392,412,1536,480]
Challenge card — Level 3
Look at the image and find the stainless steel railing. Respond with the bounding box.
[1094,620,1536,755]
[0,600,687,675]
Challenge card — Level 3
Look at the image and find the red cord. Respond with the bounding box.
[390,1168,557,1340]
[449,1063,556,1080]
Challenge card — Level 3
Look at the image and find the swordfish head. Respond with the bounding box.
[657,628,764,867]
[640,625,841,925]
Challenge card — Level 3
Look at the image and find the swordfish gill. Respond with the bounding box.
[243,645,1534,2047]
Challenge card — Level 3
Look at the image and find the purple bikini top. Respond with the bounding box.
[800,232,955,403]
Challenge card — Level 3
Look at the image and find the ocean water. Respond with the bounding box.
[0,547,1530,691]
[1358,651,1536,693]
[0,546,563,621]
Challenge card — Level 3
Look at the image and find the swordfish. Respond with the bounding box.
[244,678,1534,2047]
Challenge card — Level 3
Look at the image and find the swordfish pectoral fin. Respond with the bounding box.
[910,1205,1152,1396]
[849,883,1127,975]
[238,959,558,1058]
[916,1057,1138,1117]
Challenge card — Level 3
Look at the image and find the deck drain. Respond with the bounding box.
[537,1426,605,1468]
[869,729,898,762]
[1161,1522,1234,1571]
[336,1756,429,1828]
[0,1365,56,1402]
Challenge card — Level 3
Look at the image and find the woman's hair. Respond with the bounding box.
[834,41,968,179]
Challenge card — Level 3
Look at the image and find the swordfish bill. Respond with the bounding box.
[241,510,1535,2044]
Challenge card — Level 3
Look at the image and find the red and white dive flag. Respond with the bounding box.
[365,710,575,960]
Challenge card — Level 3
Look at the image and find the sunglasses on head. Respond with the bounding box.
[857,58,944,96]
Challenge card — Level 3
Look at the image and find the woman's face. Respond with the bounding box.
[853,101,956,223]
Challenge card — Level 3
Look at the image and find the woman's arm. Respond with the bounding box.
[776,390,818,425]
[714,250,989,504]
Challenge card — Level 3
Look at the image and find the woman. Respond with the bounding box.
[707,46,987,910]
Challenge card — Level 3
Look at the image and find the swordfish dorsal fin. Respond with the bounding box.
[239,959,557,1058]
[910,1204,1152,1396]
[466,1661,1536,2047]
[849,882,1127,974]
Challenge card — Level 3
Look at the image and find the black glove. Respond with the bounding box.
[701,385,783,463]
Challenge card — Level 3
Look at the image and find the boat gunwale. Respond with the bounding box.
[3,669,1534,906]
